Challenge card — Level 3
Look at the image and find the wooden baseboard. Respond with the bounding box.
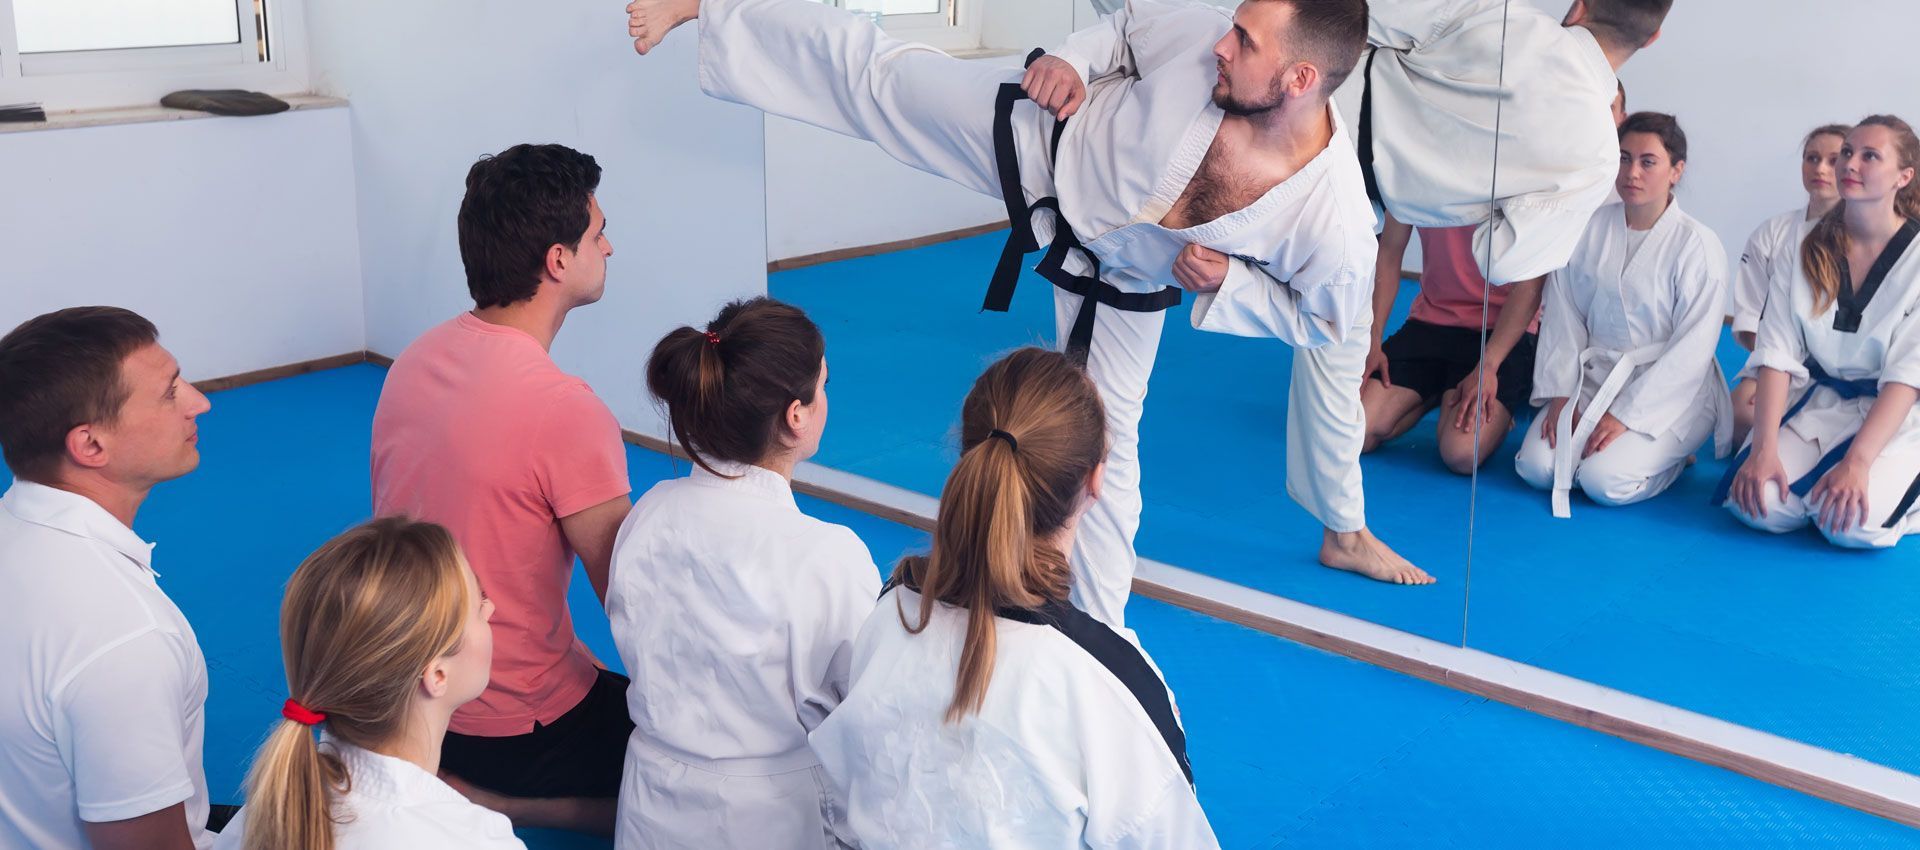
[193,351,373,394]
[768,221,1011,273]
[364,351,395,368]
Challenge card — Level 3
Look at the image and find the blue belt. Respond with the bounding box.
[1712,359,1882,510]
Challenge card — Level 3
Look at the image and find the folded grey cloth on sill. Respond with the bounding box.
[160,89,291,117]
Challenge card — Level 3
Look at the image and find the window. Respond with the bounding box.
[814,0,977,52]
[0,0,308,113]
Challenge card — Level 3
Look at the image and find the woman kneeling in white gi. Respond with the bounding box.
[1516,111,1732,517]
[809,347,1218,849]
[607,297,879,849]
[1724,115,1920,549]
[217,518,523,850]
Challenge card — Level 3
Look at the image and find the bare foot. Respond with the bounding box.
[1319,527,1436,585]
[627,0,700,55]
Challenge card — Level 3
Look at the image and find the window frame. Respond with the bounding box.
[825,0,980,52]
[0,0,310,114]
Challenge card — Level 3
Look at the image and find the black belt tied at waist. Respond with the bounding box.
[982,49,1184,362]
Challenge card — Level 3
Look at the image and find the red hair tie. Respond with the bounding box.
[282,698,327,727]
[704,331,722,345]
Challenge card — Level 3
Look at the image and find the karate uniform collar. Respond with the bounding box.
[1,479,160,575]
[689,458,798,509]
[322,734,482,809]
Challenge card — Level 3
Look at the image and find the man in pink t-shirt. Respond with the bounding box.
[1360,221,1545,473]
[371,144,632,834]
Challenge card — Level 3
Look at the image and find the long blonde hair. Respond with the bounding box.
[1802,115,1920,315]
[893,348,1106,722]
[239,517,473,850]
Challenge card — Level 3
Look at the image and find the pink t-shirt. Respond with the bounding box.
[1406,225,1542,334]
[371,312,630,737]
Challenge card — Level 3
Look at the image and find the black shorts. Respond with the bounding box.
[1380,318,1537,417]
[441,667,633,800]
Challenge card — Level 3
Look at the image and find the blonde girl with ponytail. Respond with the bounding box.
[808,347,1219,849]
[1724,115,1920,549]
[214,518,519,850]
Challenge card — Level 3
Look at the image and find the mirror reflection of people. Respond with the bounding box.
[1516,113,1732,517]
[808,348,1218,848]
[607,298,878,848]
[1360,0,1673,288]
[1726,125,1850,446]
[627,0,1435,596]
[1724,116,1920,549]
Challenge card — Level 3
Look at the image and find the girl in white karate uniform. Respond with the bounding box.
[809,347,1218,849]
[607,297,879,849]
[1727,125,1850,445]
[1517,112,1732,516]
[1725,115,1920,549]
[217,518,523,850]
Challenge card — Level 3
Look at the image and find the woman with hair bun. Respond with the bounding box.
[607,296,878,848]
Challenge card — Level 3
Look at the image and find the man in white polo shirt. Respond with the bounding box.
[0,306,216,850]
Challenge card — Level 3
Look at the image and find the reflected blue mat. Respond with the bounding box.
[771,232,1920,781]
[4,361,1910,846]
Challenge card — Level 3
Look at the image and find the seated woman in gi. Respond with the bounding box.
[1516,111,1732,517]
[808,347,1219,849]
[606,297,878,849]
[217,518,523,850]
[1725,114,1920,549]
[1726,123,1850,446]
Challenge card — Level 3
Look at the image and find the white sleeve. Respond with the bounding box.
[1367,0,1477,50]
[1748,258,1811,379]
[1052,0,1230,87]
[56,630,198,824]
[1881,291,1920,391]
[1182,257,1351,347]
[1612,235,1731,435]
[791,528,881,733]
[1098,773,1221,850]
[1476,168,1618,285]
[1728,222,1777,333]
[1531,266,1590,404]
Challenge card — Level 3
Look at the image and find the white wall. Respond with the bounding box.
[1529,0,1920,260]
[0,108,366,381]
[304,2,768,437]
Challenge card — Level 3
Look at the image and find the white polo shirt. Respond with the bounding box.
[0,480,211,850]
[215,737,527,850]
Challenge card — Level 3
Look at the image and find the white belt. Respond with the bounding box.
[1552,343,1665,518]
[631,731,821,777]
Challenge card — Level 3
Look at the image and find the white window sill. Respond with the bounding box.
[0,93,346,135]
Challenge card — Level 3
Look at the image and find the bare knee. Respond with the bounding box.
[1439,440,1485,475]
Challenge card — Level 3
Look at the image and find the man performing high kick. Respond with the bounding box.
[628,0,1434,629]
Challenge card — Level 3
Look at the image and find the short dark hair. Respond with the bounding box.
[1620,110,1687,163]
[456,143,603,309]
[1262,0,1367,94]
[1583,0,1672,51]
[647,298,826,478]
[0,307,159,483]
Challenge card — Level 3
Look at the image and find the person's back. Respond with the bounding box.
[809,347,1216,849]
[373,311,622,730]
[609,298,877,849]
[815,585,1207,848]
[368,143,632,833]
[0,307,215,850]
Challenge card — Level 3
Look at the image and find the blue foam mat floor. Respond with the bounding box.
[770,231,1920,780]
[4,362,1913,846]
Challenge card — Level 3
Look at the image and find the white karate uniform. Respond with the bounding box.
[1516,200,1732,515]
[215,739,524,850]
[606,461,880,849]
[697,0,1378,628]
[1729,207,1819,346]
[1725,226,1920,548]
[808,586,1218,849]
[1353,0,1619,284]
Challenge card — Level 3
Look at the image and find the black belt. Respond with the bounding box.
[1356,47,1381,209]
[983,49,1183,362]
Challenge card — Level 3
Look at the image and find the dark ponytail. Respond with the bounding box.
[646,297,825,477]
